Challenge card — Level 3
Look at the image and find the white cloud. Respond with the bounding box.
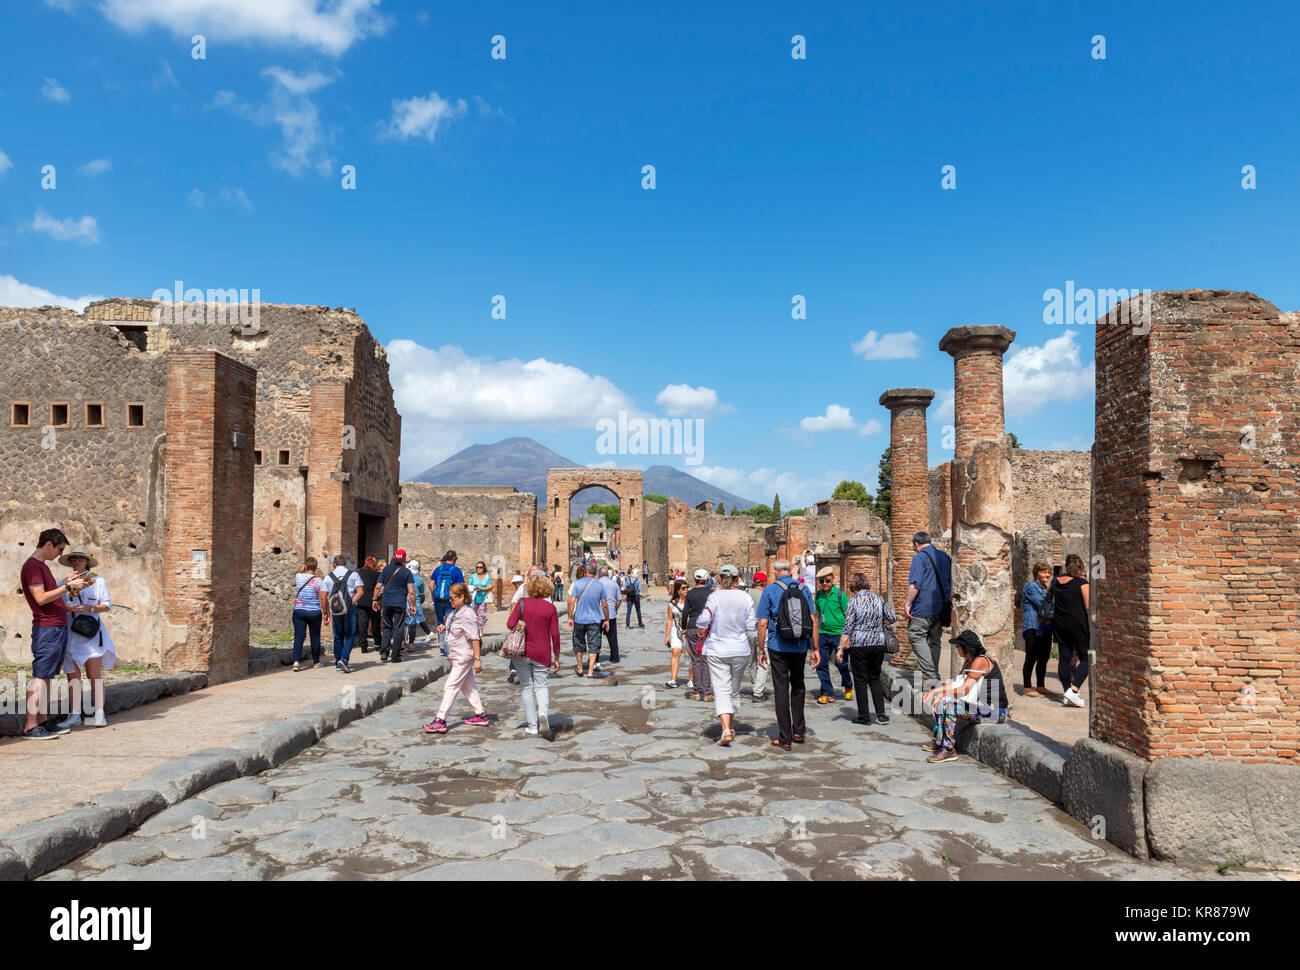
[152,58,181,92]
[857,418,884,437]
[1048,434,1092,451]
[42,77,70,103]
[1003,331,1094,418]
[219,187,255,210]
[799,404,856,433]
[387,340,634,470]
[692,464,849,510]
[187,188,205,207]
[380,92,467,143]
[29,208,100,243]
[851,330,921,360]
[0,274,104,312]
[97,0,391,55]
[655,383,730,417]
[211,67,336,176]
[79,157,112,176]
[933,387,954,421]
[0,150,11,175]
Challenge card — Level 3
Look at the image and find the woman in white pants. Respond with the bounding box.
[57,546,115,728]
[695,564,757,746]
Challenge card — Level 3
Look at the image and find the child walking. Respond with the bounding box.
[423,583,490,734]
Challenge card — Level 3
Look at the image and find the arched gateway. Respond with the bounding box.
[546,467,643,575]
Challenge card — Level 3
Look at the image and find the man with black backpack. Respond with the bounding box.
[323,554,364,673]
[755,559,820,750]
[903,532,952,687]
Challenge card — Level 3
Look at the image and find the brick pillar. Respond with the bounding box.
[940,325,1016,680]
[840,540,883,593]
[879,388,935,670]
[162,351,256,684]
[667,498,688,576]
[785,516,810,571]
[307,380,347,565]
[1094,290,1300,763]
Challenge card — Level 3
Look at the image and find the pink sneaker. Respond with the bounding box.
[423,718,447,734]
[463,713,490,727]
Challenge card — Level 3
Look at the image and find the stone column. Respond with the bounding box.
[939,325,1016,680]
[879,389,935,672]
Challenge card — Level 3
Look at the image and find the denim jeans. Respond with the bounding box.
[292,609,322,663]
[433,599,453,655]
[331,609,356,664]
[815,631,852,696]
[515,657,552,730]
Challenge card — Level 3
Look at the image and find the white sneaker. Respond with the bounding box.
[1062,688,1084,707]
[524,727,539,735]
[91,710,108,727]
[56,712,82,729]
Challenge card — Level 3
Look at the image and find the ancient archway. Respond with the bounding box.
[546,467,643,576]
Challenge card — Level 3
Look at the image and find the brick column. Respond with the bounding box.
[162,351,256,684]
[879,388,935,670]
[940,325,1016,680]
[307,380,348,564]
[667,498,688,576]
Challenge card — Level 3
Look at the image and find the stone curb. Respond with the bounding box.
[0,634,503,880]
[0,671,207,738]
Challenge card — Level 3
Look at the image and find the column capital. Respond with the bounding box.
[878,387,936,411]
[939,325,1015,360]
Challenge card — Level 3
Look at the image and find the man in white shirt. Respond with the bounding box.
[322,554,365,673]
[695,564,757,746]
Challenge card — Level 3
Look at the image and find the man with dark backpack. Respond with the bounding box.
[756,559,820,750]
[430,550,465,657]
[903,532,953,686]
[323,554,363,673]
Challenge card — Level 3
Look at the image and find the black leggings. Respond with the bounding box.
[1056,627,1090,690]
[1022,629,1050,688]
[847,646,886,719]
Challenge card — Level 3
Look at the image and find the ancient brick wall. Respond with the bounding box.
[927,463,952,551]
[1093,290,1300,762]
[684,508,758,573]
[398,484,539,581]
[161,352,256,682]
[545,468,642,571]
[0,311,169,666]
[1011,450,1092,532]
[642,500,668,583]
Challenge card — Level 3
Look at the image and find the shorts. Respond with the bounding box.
[31,625,69,679]
[572,622,602,655]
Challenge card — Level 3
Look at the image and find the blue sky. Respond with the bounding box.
[4,0,1299,508]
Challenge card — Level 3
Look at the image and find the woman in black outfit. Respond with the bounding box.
[837,572,897,726]
[1050,553,1091,708]
[356,556,381,652]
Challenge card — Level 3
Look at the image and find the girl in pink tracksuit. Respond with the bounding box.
[423,583,490,734]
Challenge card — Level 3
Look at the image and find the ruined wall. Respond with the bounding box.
[545,468,642,571]
[0,310,169,666]
[927,463,952,551]
[1093,290,1300,763]
[83,300,401,632]
[684,508,757,572]
[1011,450,1092,533]
[642,500,668,583]
[398,484,539,577]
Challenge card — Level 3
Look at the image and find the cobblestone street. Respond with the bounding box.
[46,623,1194,881]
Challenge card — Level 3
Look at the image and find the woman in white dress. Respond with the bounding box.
[57,546,115,728]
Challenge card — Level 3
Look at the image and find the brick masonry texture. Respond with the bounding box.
[1093,290,1300,763]
[545,468,643,576]
[880,389,933,669]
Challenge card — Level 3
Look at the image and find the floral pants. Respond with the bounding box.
[932,697,1007,750]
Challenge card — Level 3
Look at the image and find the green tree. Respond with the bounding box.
[832,479,873,508]
[586,502,620,526]
[643,493,668,504]
[745,504,773,523]
[1008,432,1022,449]
[716,503,725,515]
[787,508,805,517]
[772,493,782,520]
[873,446,892,520]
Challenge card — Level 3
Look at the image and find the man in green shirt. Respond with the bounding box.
[814,566,853,703]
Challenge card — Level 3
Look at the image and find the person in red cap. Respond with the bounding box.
[372,549,416,663]
[745,571,769,701]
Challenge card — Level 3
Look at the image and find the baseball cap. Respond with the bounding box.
[719,564,739,577]
[693,568,709,581]
[752,571,767,584]
[393,549,407,561]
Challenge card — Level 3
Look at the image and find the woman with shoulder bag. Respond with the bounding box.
[837,572,897,727]
[505,572,561,739]
[291,558,327,671]
[56,546,116,728]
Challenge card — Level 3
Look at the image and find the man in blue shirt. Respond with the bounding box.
[598,566,622,663]
[904,531,952,685]
[623,571,643,628]
[429,550,465,657]
[756,559,820,749]
[568,563,609,677]
[372,549,416,664]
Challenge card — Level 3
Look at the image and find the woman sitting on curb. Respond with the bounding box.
[921,630,1009,764]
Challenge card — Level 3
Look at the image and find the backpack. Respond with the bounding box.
[775,579,812,642]
[329,569,354,616]
[433,563,455,600]
[1040,579,1057,625]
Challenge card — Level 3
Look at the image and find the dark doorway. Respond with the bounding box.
[358,513,385,564]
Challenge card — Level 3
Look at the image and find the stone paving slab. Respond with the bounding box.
[32,622,1266,881]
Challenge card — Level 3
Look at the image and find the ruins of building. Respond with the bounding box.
[0,298,401,676]
[579,513,609,558]
[545,468,643,576]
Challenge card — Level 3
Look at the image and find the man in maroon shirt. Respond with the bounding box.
[20,528,87,740]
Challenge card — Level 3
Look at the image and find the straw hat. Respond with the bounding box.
[58,545,99,569]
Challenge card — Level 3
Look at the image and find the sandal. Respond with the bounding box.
[769,737,791,751]
[684,691,702,701]
[792,733,805,744]
[718,730,736,747]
